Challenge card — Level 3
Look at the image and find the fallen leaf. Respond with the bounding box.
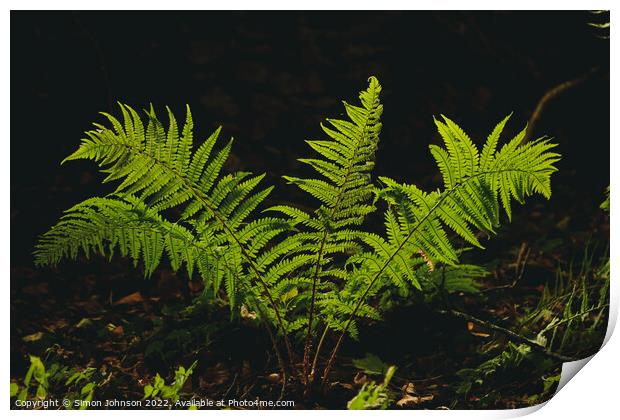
[397,393,434,408]
[420,395,434,402]
[45,319,69,332]
[113,292,144,306]
[353,372,368,386]
[267,373,281,383]
[397,395,420,407]
[75,318,93,328]
[402,382,416,395]
[467,321,491,337]
[240,305,257,319]
[23,332,44,342]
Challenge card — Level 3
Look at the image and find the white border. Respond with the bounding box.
[4,2,617,419]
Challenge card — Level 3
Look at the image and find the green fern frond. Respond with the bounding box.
[37,104,296,332]
[372,115,559,285]
[34,196,213,279]
[330,115,560,346]
[265,76,384,340]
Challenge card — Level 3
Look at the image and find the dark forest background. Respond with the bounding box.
[11,11,609,266]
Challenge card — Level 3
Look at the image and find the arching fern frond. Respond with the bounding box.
[369,114,559,290]
[35,104,297,354]
[34,195,213,279]
[322,114,561,383]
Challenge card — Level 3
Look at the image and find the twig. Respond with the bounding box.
[526,67,599,142]
[438,308,574,363]
[222,373,238,399]
[482,243,530,293]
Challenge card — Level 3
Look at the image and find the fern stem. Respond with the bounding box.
[302,114,375,385]
[302,83,381,387]
[302,235,328,383]
[310,325,330,380]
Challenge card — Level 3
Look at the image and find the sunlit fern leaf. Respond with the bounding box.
[363,115,559,295]
[37,104,294,320]
[34,196,216,279]
[417,264,489,295]
[331,115,560,340]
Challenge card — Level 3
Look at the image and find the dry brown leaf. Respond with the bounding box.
[113,292,144,306]
[111,325,124,336]
[402,382,416,395]
[420,395,434,402]
[397,393,434,408]
[240,305,257,319]
[267,373,281,383]
[353,372,368,386]
[23,332,44,342]
[466,321,491,337]
[397,394,421,407]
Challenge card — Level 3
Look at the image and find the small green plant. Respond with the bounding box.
[11,355,48,402]
[347,365,396,410]
[455,343,531,397]
[352,353,390,376]
[143,361,197,403]
[520,242,609,358]
[35,76,560,394]
[10,355,97,410]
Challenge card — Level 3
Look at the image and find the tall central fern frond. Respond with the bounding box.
[266,77,383,379]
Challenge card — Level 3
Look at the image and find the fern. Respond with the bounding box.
[35,77,561,391]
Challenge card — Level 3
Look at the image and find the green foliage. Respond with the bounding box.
[588,10,610,39]
[35,76,560,387]
[11,355,97,410]
[13,355,49,401]
[267,76,384,337]
[324,113,559,342]
[143,361,197,402]
[455,343,531,397]
[34,103,296,330]
[352,353,389,376]
[521,242,609,357]
[420,263,488,297]
[347,365,396,409]
[600,185,610,211]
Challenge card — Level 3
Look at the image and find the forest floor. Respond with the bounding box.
[10,199,609,409]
